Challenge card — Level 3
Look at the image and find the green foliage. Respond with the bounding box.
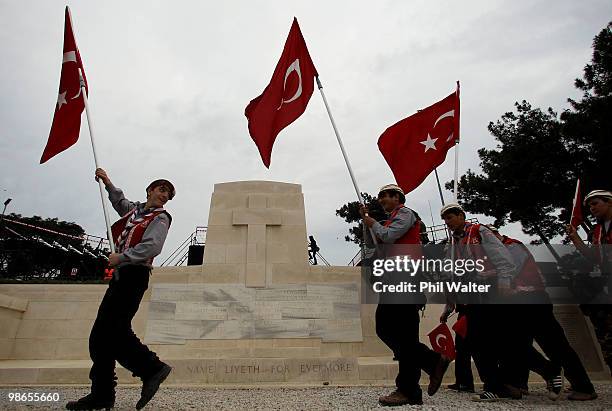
[335,193,384,245]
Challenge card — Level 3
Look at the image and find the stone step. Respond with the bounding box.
[2,357,609,386]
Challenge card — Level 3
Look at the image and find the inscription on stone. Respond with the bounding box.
[146,283,362,343]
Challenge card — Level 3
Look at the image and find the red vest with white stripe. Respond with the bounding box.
[110,207,170,264]
[383,205,423,258]
[502,236,545,292]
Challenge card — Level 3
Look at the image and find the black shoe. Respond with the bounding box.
[447,383,475,393]
[472,391,502,402]
[428,355,451,396]
[136,363,172,410]
[66,393,114,410]
[378,389,423,406]
[546,375,563,400]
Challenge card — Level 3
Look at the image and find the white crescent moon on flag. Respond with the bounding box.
[433,110,455,142]
[62,51,83,100]
[435,334,446,347]
[277,58,302,110]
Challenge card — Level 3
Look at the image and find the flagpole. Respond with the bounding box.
[315,76,378,245]
[78,69,116,254]
[433,168,446,206]
[453,81,460,203]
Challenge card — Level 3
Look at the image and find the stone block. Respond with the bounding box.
[0,338,14,359]
[216,358,288,383]
[255,286,308,301]
[0,368,39,384]
[211,192,248,209]
[202,244,226,264]
[267,193,304,210]
[251,347,319,358]
[198,264,242,283]
[280,301,333,319]
[266,242,291,264]
[0,316,21,339]
[247,243,265,264]
[12,339,58,359]
[266,225,307,244]
[175,302,228,320]
[253,319,311,339]
[233,209,282,226]
[269,264,310,284]
[204,226,246,246]
[55,339,89,360]
[226,244,246,263]
[285,357,358,382]
[214,181,300,194]
[207,210,233,226]
[168,359,217,383]
[246,224,266,244]
[245,263,266,288]
[282,210,308,226]
[359,364,389,381]
[0,293,28,312]
[248,194,268,209]
[273,338,321,348]
[38,367,91,384]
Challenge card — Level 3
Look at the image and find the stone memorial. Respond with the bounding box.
[0,181,609,386]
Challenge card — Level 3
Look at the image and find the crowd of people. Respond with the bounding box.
[359,184,611,406]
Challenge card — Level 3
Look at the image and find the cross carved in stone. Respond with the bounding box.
[232,194,282,288]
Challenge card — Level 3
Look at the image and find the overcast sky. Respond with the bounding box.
[1,1,610,265]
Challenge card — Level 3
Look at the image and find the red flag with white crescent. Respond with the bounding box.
[245,18,318,168]
[378,87,460,194]
[428,322,456,360]
[40,6,88,164]
[570,179,583,229]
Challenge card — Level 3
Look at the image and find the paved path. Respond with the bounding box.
[1,384,610,410]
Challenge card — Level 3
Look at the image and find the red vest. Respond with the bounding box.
[383,205,423,258]
[502,236,545,292]
[592,222,612,245]
[456,223,496,277]
[592,222,612,271]
[111,207,169,264]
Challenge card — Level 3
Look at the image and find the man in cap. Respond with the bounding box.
[359,184,450,406]
[440,203,524,402]
[566,189,612,379]
[566,189,612,275]
[488,226,596,401]
[67,168,175,411]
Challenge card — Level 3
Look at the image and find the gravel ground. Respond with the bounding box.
[0,384,610,410]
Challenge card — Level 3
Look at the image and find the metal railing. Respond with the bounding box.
[160,226,207,267]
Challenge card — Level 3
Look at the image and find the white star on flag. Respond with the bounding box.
[420,134,438,152]
[56,91,67,110]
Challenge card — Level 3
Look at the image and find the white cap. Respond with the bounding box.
[440,202,464,217]
[584,190,612,206]
[378,184,404,196]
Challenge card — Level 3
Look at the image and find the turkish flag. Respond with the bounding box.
[378,88,460,194]
[428,322,456,360]
[245,18,318,168]
[40,6,88,164]
[570,179,583,229]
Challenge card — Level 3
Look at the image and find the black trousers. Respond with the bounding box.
[88,265,163,396]
[521,303,595,393]
[454,313,474,387]
[376,303,441,397]
[467,304,529,393]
